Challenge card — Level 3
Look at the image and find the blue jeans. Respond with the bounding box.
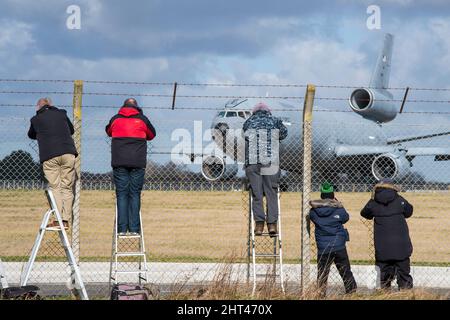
[113,167,145,233]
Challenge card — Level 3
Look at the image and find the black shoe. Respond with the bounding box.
[254,222,264,236]
[267,223,278,237]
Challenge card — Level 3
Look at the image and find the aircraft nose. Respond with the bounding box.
[212,122,229,141]
[214,122,229,135]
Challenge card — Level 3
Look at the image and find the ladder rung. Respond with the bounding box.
[255,233,279,237]
[255,254,280,257]
[117,235,141,239]
[114,270,148,274]
[115,252,146,257]
[44,227,65,232]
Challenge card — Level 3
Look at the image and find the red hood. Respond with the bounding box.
[118,107,140,117]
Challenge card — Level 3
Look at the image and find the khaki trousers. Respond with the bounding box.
[43,154,76,221]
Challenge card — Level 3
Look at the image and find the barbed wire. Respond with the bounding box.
[2,91,450,105]
[1,103,450,115]
[2,78,450,91]
[0,83,449,103]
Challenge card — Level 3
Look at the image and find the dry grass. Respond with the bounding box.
[165,257,450,300]
[0,190,449,264]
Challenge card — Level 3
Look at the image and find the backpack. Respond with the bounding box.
[1,285,41,300]
[110,283,160,301]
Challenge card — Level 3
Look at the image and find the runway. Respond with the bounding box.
[2,262,449,293]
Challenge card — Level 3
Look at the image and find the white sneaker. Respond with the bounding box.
[117,232,127,236]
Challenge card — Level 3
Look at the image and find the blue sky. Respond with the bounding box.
[0,0,449,180]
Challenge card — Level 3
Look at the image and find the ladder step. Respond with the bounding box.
[44,227,65,232]
[117,235,141,239]
[114,270,148,274]
[255,254,280,257]
[255,233,279,237]
[115,252,146,257]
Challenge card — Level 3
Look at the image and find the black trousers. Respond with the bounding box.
[317,248,357,295]
[376,258,413,289]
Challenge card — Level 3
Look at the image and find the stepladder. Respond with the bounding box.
[109,205,149,291]
[20,189,89,300]
[247,186,285,295]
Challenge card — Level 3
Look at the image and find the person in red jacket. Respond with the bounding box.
[106,98,156,235]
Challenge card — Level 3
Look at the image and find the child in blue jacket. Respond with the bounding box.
[309,182,357,296]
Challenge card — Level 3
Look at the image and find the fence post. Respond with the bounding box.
[301,84,315,294]
[72,80,83,264]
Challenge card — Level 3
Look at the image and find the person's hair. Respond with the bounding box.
[36,97,53,109]
[123,98,138,108]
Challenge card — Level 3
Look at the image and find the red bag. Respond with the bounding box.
[110,284,149,300]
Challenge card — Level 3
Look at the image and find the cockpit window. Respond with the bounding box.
[226,111,237,117]
[238,111,246,119]
[217,111,225,118]
[245,111,252,117]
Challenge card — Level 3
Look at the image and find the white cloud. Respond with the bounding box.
[274,39,369,85]
[0,20,34,52]
[25,54,170,81]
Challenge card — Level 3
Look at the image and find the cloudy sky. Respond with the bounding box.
[2,0,450,88]
[0,0,449,179]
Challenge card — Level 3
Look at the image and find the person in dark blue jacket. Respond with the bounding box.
[309,182,357,296]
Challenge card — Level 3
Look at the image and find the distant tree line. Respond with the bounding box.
[0,151,446,192]
[0,150,42,180]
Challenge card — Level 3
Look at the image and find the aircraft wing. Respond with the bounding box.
[405,147,450,160]
[387,131,450,145]
[334,145,450,161]
[334,145,394,157]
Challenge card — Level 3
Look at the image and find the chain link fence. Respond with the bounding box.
[0,80,449,299]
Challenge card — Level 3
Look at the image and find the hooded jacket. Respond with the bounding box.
[28,105,78,163]
[243,110,288,166]
[309,199,350,255]
[105,107,156,168]
[361,182,413,261]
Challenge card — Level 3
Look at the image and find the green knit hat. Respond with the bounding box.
[320,182,334,194]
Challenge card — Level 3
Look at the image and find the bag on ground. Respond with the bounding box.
[110,284,152,300]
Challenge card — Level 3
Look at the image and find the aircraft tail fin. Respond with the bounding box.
[369,33,394,89]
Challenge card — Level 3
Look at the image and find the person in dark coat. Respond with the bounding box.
[243,102,288,237]
[106,98,156,236]
[309,182,357,296]
[28,97,78,230]
[361,178,414,289]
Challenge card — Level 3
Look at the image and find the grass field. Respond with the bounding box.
[0,190,449,264]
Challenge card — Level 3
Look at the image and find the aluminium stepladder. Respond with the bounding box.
[247,186,285,296]
[20,189,89,300]
[108,205,149,291]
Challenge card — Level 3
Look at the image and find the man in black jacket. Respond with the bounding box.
[361,178,414,289]
[106,98,156,236]
[28,98,78,230]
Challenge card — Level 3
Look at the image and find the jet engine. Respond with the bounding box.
[349,88,397,123]
[371,152,411,181]
[201,155,238,181]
